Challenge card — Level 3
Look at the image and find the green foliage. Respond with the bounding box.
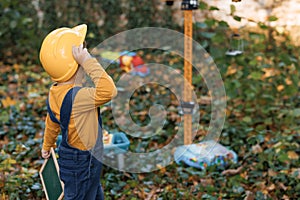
[1,1,300,199]
[0,0,39,64]
[0,64,47,199]
[0,0,177,65]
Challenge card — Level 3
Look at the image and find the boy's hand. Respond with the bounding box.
[72,44,92,66]
[41,149,50,159]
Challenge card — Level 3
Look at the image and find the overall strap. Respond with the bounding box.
[46,98,60,124]
[97,107,103,128]
[47,86,103,151]
[47,87,103,129]
[60,86,82,131]
[46,87,82,127]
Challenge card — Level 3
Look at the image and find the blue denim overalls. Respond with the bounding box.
[47,87,104,200]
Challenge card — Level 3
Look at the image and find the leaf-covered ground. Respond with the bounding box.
[1,30,300,199]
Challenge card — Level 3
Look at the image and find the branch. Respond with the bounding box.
[221,165,244,176]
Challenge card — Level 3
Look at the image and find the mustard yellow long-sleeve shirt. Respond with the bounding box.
[42,58,117,151]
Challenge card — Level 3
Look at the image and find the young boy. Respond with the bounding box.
[40,24,117,199]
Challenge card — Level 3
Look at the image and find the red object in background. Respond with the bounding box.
[118,54,150,76]
[131,56,149,73]
[131,55,144,67]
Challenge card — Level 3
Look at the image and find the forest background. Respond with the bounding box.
[0,0,300,199]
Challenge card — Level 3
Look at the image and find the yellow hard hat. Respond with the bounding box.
[39,24,87,82]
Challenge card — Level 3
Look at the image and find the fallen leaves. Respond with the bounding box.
[277,84,285,92]
[226,65,238,76]
[221,165,244,176]
[261,68,280,79]
[287,151,299,160]
[244,191,255,200]
[1,97,16,108]
[251,144,263,154]
[1,26,300,199]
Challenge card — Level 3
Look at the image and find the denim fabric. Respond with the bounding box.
[47,87,104,200]
[58,148,104,200]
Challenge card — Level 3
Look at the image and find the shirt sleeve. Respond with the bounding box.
[42,113,60,151]
[72,58,118,113]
